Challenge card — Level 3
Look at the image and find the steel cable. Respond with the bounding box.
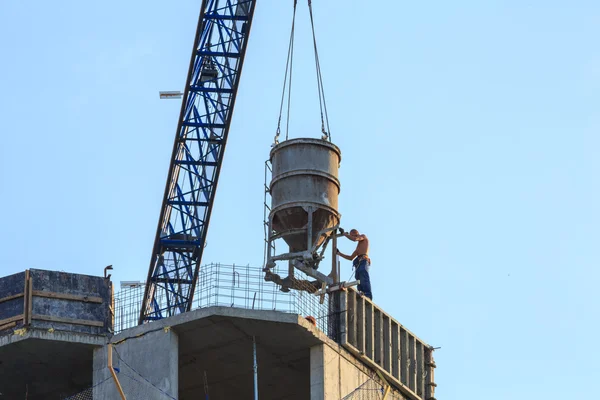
[275,0,298,144]
[308,0,332,141]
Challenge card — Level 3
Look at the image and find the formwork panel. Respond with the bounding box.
[0,269,112,335]
[0,271,26,331]
[335,288,436,400]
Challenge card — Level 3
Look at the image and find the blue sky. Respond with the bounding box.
[1,1,599,398]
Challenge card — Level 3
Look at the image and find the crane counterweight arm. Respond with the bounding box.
[139,0,256,324]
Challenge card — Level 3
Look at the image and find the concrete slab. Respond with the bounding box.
[102,306,408,399]
[0,328,106,399]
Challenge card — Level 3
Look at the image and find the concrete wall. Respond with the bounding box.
[93,329,178,399]
[310,343,408,400]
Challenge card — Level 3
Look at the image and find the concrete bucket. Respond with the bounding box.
[269,138,341,252]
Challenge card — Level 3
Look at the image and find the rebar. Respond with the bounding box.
[114,263,334,335]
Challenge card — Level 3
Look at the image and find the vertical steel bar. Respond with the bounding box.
[332,234,338,282]
[253,336,259,400]
[306,206,313,250]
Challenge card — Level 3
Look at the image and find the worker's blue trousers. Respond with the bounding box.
[353,258,372,300]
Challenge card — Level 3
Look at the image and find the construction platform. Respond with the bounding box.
[0,266,436,399]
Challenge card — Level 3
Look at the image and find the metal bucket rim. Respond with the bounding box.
[270,138,342,163]
[269,201,341,221]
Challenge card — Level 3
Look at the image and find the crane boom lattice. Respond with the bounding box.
[140,0,256,324]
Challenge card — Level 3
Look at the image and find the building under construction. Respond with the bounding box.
[0,265,436,399]
[0,1,437,399]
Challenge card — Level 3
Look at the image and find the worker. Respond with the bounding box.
[337,229,372,300]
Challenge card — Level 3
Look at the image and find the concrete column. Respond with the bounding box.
[93,329,178,399]
[310,344,329,400]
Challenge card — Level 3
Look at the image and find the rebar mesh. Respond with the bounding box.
[342,378,385,400]
[114,263,334,335]
[62,377,111,400]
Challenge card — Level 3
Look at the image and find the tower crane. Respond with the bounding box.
[139,0,257,324]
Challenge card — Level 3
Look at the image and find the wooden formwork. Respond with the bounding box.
[335,289,437,400]
[0,268,113,334]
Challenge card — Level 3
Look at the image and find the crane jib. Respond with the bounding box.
[139,0,257,324]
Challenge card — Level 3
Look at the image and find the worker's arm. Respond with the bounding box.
[337,248,358,261]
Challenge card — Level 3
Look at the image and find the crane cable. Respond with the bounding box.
[308,0,331,142]
[274,0,298,144]
[274,0,332,144]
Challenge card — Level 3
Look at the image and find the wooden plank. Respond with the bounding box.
[0,292,24,304]
[27,277,32,325]
[32,290,103,304]
[347,289,356,347]
[409,335,417,392]
[32,314,104,327]
[416,341,424,397]
[400,328,408,386]
[339,290,348,345]
[383,316,391,373]
[0,321,17,331]
[374,309,382,366]
[365,302,373,359]
[0,314,24,327]
[356,295,364,353]
[391,322,399,380]
[23,270,29,325]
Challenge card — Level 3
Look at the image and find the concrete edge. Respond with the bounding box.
[111,306,305,343]
[0,328,107,347]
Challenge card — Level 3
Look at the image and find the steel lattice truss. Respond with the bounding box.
[140,0,256,323]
